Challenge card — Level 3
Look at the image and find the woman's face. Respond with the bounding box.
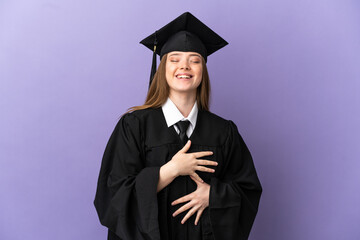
[165,51,203,96]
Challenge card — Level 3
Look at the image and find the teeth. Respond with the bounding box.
[177,75,191,79]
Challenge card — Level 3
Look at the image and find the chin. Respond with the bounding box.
[173,88,197,94]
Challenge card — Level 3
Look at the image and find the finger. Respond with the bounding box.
[195,208,204,225]
[172,194,192,206]
[191,175,209,186]
[173,202,193,217]
[196,166,215,173]
[179,140,191,153]
[191,173,204,183]
[190,175,202,184]
[181,206,199,224]
[197,160,218,166]
[189,175,196,182]
[193,151,213,158]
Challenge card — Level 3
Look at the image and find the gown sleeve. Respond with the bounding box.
[209,120,262,240]
[94,113,161,240]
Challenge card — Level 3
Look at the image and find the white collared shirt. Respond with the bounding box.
[161,97,198,138]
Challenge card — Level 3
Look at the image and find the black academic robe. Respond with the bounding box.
[94,107,262,240]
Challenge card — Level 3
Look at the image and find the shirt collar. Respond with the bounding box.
[162,97,198,128]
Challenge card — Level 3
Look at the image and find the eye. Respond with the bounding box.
[170,59,179,62]
[190,57,201,63]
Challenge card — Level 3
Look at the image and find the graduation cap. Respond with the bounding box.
[140,12,228,87]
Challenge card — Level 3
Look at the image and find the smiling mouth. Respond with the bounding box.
[176,74,193,79]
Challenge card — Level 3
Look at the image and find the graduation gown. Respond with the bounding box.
[94,107,262,240]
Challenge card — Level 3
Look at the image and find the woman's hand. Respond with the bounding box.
[172,176,210,225]
[168,140,217,183]
[157,140,217,192]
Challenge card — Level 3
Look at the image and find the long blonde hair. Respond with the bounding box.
[126,53,211,114]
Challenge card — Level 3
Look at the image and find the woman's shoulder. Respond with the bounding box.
[201,110,233,126]
[119,107,162,127]
[200,110,240,136]
[112,108,160,135]
[122,107,159,118]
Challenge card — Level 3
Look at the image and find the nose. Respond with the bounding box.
[180,59,190,70]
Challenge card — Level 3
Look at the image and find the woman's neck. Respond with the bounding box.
[169,91,196,118]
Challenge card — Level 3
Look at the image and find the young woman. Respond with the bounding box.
[94,12,262,240]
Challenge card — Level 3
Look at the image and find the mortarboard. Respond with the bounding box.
[140,12,228,87]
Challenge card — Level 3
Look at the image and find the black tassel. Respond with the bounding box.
[149,31,158,89]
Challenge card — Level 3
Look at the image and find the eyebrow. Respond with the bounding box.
[168,53,201,58]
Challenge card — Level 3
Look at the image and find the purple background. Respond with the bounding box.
[1,0,359,239]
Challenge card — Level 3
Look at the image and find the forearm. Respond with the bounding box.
[157,162,178,192]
